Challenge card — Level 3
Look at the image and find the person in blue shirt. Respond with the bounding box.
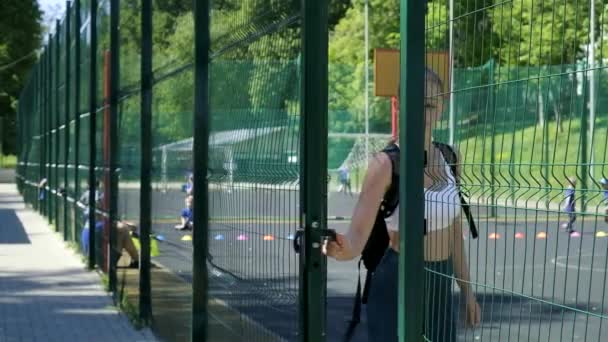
[38,178,47,201]
[182,172,194,195]
[338,165,352,196]
[80,211,140,268]
[562,177,577,234]
[175,195,194,230]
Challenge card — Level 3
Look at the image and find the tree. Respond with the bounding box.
[0,0,42,155]
[490,0,593,65]
[328,0,449,134]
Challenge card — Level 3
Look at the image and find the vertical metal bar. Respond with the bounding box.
[65,1,72,241]
[300,0,329,341]
[581,66,588,212]
[398,0,425,340]
[41,45,48,216]
[88,0,98,270]
[39,51,45,213]
[108,0,119,295]
[489,59,497,217]
[32,65,36,205]
[589,0,596,180]
[47,35,53,223]
[139,0,153,323]
[74,0,81,231]
[46,37,52,220]
[364,0,369,158]
[192,0,210,339]
[55,20,61,230]
[448,0,455,146]
[543,84,550,209]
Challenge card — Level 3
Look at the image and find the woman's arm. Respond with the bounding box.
[451,220,474,298]
[452,148,481,326]
[324,153,392,260]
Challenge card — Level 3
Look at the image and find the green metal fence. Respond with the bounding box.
[16,0,328,340]
[16,0,608,341]
[422,0,608,341]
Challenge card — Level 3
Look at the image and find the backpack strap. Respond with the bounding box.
[380,143,400,216]
[433,142,478,239]
[343,144,398,342]
[343,259,363,342]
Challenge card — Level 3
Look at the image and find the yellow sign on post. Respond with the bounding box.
[374,49,450,97]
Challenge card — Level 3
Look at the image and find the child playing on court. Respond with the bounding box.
[562,176,577,234]
[175,195,194,230]
[182,172,194,195]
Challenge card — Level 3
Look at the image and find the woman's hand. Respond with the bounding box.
[465,295,481,327]
[322,233,354,261]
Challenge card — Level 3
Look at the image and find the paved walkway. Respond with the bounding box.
[0,183,156,342]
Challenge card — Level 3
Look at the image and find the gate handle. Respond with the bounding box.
[293,230,304,253]
[293,228,337,253]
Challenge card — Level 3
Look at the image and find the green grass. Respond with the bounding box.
[335,117,608,212]
[100,273,110,292]
[0,155,16,168]
[458,116,608,209]
[120,294,144,330]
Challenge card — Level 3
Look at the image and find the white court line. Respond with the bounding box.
[551,254,608,273]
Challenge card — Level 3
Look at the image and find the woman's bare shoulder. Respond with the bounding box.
[363,152,393,189]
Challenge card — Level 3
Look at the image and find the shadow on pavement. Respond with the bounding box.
[0,209,31,244]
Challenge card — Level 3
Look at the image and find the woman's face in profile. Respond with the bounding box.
[394,77,446,134]
[424,80,445,132]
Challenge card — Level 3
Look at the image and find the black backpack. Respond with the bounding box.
[343,142,478,341]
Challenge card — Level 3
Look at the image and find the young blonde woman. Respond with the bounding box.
[324,69,481,341]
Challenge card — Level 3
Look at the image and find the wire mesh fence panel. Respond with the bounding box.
[76,0,92,257]
[63,9,73,243]
[66,3,77,245]
[421,0,608,340]
[149,1,195,340]
[93,0,111,272]
[57,17,67,240]
[49,35,57,227]
[204,1,302,340]
[112,0,144,315]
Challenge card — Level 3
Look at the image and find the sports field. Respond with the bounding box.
[114,186,608,341]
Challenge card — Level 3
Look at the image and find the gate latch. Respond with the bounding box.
[293,228,337,254]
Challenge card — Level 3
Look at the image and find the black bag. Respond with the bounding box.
[342,142,478,341]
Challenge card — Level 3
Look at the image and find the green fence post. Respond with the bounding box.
[74,0,81,235]
[42,46,46,210]
[48,36,53,222]
[49,31,55,225]
[300,1,329,341]
[88,0,98,270]
[38,51,42,208]
[398,0,425,341]
[108,0,119,295]
[38,58,43,210]
[192,0,210,339]
[47,34,53,223]
[55,19,61,231]
[64,1,71,242]
[44,34,53,219]
[139,0,153,324]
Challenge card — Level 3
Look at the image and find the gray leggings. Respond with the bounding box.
[366,248,456,342]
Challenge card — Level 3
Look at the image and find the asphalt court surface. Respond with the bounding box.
[116,186,608,341]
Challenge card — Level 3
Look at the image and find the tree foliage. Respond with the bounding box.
[1,0,42,155]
